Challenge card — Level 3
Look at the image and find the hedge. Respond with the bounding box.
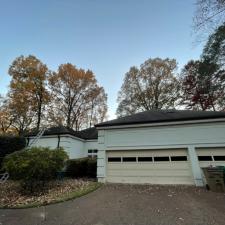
[0,136,26,170]
[66,158,97,178]
[3,147,69,192]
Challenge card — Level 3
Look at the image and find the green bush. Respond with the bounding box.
[66,158,97,178]
[0,136,26,170]
[3,147,68,192]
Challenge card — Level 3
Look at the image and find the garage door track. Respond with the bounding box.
[1,184,225,225]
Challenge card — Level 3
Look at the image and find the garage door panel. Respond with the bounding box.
[108,149,187,157]
[107,169,191,177]
[106,149,194,185]
[107,176,193,185]
[107,163,190,170]
[197,148,225,168]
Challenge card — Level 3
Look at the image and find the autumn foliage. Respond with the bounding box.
[0,56,107,135]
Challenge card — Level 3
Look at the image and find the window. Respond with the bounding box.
[88,149,98,158]
[213,156,225,161]
[171,156,187,161]
[122,157,136,162]
[154,156,170,162]
[138,157,153,162]
[198,156,213,161]
[108,157,121,162]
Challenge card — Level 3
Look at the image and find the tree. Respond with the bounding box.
[8,55,50,131]
[0,97,13,134]
[116,58,180,117]
[7,91,35,135]
[202,22,225,67]
[194,0,225,33]
[179,59,225,111]
[48,63,107,130]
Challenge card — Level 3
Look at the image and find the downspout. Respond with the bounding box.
[57,135,61,149]
[26,137,30,147]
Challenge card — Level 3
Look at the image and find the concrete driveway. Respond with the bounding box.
[1,184,225,225]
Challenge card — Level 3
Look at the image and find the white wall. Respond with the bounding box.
[104,122,225,149]
[97,121,225,184]
[60,136,85,159]
[84,140,98,156]
[28,135,98,159]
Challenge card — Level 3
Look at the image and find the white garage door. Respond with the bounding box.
[197,148,225,168]
[106,149,194,185]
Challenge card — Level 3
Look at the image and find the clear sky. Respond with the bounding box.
[0,0,204,119]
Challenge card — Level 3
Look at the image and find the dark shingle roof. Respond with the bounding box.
[78,127,98,140]
[27,126,97,140]
[95,109,225,127]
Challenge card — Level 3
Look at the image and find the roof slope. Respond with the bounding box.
[78,127,98,140]
[95,109,225,127]
[27,126,98,140]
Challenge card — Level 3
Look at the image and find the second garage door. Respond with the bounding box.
[106,149,194,185]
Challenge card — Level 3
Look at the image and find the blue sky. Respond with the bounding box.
[0,0,204,118]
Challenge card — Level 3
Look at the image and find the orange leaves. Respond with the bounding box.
[48,63,107,130]
[2,57,107,134]
[7,55,50,132]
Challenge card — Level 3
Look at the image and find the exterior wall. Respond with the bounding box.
[104,122,225,150]
[28,135,98,159]
[84,140,98,156]
[61,136,85,159]
[97,121,225,185]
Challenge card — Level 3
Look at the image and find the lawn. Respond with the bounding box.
[0,179,101,209]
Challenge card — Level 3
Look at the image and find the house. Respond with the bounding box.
[27,110,225,187]
[95,110,225,186]
[27,126,98,158]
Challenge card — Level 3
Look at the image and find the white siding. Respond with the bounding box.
[61,136,85,159]
[84,140,98,156]
[28,135,98,159]
[105,122,225,149]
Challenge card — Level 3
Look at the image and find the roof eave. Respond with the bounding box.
[95,118,225,130]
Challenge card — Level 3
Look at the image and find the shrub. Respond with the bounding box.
[3,147,68,192]
[87,158,97,178]
[66,158,97,178]
[0,136,26,170]
[66,158,88,178]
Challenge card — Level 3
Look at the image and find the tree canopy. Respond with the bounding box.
[8,55,50,134]
[202,22,225,66]
[194,0,225,33]
[179,59,225,111]
[0,57,108,135]
[116,58,180,117]
[48,63,107,130]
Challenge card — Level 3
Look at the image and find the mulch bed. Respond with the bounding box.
[0,179,100,208]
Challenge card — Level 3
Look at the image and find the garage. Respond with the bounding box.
[106,149,194,185]
[96,110,225,186]
[197,148,225,168]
